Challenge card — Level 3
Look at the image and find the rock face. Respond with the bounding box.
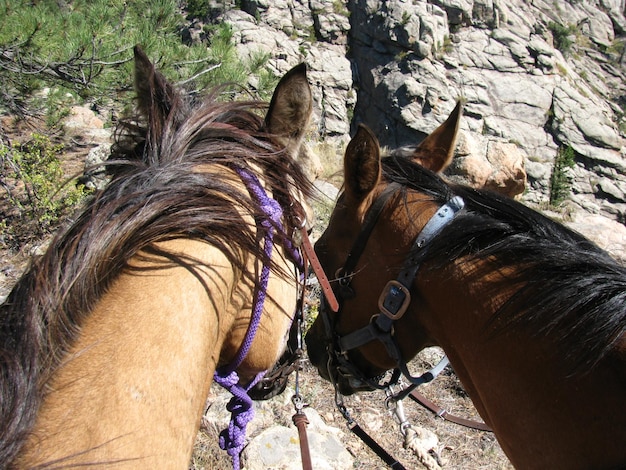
[210,0,626,230]
[347,0,625,216]
[220,1,354,143]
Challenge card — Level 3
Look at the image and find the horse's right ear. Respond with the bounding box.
[264,63,313,155]
[344,124,381,202]
[133,45,181,134]
[410,100,463,173]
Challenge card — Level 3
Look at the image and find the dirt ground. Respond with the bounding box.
[191,303,513,470]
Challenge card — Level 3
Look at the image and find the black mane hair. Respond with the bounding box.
[383,155,626,373]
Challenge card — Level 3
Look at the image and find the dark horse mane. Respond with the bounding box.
[383,155,626,374]
[0,83,313,464]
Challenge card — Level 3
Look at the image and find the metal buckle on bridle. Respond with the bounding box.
[335,268,348,285]
[378,280,411,320]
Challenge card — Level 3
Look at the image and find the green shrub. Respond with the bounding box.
[549,144,576,206]
[332,1,350,16]
[187,0,212,19]
[0,0,278,115]
[0,134,91,247]
[548,21,577,55]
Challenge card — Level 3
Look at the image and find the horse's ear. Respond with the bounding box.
[264,63,313,152]
[411,100,463,173]
[133,45,181,130]
[344,124,381,202]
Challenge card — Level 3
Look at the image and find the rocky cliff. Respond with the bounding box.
[201,0,626,254]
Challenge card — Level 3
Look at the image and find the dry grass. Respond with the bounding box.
[310,140,345,187]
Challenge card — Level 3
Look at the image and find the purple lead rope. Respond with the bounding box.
[213,166,290,469]
[213,371,265,469]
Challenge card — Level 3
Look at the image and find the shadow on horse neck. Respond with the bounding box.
[0,46,314,468]
[307,104,626,469]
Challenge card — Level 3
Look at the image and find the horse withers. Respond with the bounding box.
[1,47,315,468]
[305,103,626,469]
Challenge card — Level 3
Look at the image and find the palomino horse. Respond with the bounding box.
[306,103,626,469]
[0,47,314,468]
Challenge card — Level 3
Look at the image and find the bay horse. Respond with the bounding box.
[306,103,626,469]
[0,47,314,468]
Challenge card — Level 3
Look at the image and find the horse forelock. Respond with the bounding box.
[382,156,626,374]
[0,91,313,464]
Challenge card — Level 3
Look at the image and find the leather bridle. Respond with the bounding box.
[319,182,465,394]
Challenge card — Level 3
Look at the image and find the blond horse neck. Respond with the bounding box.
[17,241,246,468]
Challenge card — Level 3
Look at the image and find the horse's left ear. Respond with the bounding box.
[343,124,381,203]
[411,100,464,173]
[133,45,183,139]
[264,63,313,153]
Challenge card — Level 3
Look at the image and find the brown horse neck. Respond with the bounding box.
[413,258,626,469]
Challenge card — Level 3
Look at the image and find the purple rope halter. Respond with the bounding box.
[213,166,298,469]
